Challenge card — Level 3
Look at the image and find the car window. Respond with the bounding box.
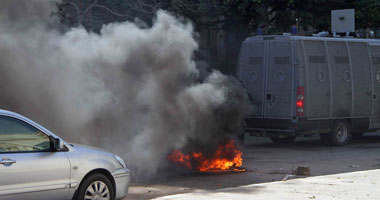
[0,116,51,153]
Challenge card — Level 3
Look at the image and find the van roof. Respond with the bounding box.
[245,35,380,45]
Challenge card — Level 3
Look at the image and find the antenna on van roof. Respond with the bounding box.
[331,9,355,38]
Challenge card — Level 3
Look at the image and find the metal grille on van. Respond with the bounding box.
[372,57,380,65]
[249,57,263,65]
[275,57,290,64]
[309,56,325,63]
[334,56,349,64]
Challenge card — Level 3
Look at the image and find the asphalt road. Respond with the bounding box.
[126,132,380,200]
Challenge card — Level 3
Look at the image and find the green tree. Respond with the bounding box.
[354,0,380,30]
[221,0,266,32]
[295,0,347,32]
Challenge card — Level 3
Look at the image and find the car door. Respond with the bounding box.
[0,115,71,200]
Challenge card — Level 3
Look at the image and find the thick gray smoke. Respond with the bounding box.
[0,1,251,178]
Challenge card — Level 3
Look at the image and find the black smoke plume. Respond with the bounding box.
[0,0,251,179]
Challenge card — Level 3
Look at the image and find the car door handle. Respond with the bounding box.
[0,158,16,166]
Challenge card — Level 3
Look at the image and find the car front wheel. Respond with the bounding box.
[76,173,115,200]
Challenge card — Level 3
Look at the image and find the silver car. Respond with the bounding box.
[0,109,130,200]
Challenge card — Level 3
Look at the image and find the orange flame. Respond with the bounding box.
[168,139,243,172]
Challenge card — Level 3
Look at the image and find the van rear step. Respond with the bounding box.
[245,128,296,138]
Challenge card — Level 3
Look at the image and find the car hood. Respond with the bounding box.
[69,143,114,156]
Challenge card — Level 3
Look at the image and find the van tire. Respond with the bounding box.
[270,136,296,144]
[327,120,351,146]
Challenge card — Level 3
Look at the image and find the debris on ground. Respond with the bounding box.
[282,174,296,181]
[292,166,311,176]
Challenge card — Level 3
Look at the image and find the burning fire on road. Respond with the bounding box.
[168,139,246,172]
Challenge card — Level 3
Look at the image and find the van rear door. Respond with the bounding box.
[238,41,266,118]
[238,39,294,119]
[370,45,380,126]
[264,41,294,119]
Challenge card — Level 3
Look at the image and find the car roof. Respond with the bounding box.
[0,109,26,117]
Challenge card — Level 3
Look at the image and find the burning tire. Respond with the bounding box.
[270,136,296,144]
[326,120,351,146]
[75,173,114,200]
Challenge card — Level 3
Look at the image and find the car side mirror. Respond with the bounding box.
[50,136,65,151]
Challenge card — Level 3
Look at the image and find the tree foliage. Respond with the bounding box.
[354,0,380,30]
[221,0,379,33]
[56,0,380,34]
[57,0,212,31]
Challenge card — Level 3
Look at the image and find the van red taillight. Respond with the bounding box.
[296,101,303,107]
[297,86,305,116]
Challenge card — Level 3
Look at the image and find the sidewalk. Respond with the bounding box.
[154,169,380,200]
